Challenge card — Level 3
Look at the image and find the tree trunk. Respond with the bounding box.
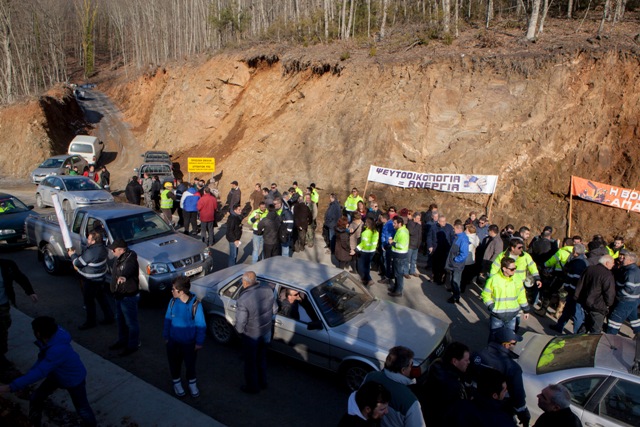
[526,0,541,40]
[598,0,612,36]
[538,0,549,35]
[486,0,494,28]
[567,0,574,19]
[380,0,388,39]
[443,0,451,34]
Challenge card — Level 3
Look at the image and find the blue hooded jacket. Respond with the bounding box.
[10,327,87,391]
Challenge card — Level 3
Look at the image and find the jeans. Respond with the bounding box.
[201,221,215,246]
[489,316,517,342]
[241,331,271,392]
[358,252,374,282]
[449,269,463,299]
[30,378,96,427]
[115,295,140,350]
[82,279,113,325]
[607,299,640,334]
[382,248,393,280]
[252,234,264,264]
[228,241,238,267]
[555,293,585,334]
[281,244,291,258]
[407,248,418,275]
[391,254,407,294]
[166,340,198,381]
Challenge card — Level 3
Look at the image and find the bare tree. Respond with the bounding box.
[526,0,541,40]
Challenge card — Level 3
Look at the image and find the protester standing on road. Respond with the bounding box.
[125,175,143,205]
[142,172,154,209]
[0,258,37,369]
[363,345,426,427]
[226,203,243,266]
[197,186,218,246]
[606,251,640,335]
[151,175,162,211]
[235,271,277,394]
[225,180,241,215]
[180,186,200,236]
[257,205,281,259]
[160,181,176,226]
[99,166,110,190]
[108,239,140,357]
[68,231,114,330]
[249,201,268,263]
[574,254,615,334]
[0,316,97,427]
[338,381,391,426]
[163,276,205,398]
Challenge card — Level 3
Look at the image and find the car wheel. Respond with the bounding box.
[42,244,60,275]
[36,193,44,208]
[207,315,234,344]
[341,362,374,391]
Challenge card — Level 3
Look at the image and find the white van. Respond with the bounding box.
[68,135,104,165]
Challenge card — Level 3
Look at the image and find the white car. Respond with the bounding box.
[191,257,452,390]
[35,175,114,214]
[515,332,640,426]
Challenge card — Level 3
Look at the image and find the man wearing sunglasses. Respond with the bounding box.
[482,256,530,340]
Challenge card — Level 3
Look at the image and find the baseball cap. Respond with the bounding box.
[108,239,128,250]
[493,327,523,344]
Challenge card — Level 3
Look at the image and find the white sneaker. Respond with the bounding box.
[173,379,185,397]
[188,380,200,398]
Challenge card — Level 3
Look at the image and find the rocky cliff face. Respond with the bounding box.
[103,44,640,244]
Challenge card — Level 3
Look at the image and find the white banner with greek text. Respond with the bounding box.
[367,165,498,194]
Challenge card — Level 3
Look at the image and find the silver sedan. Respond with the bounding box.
[515,332,640,426]
[35,175,114,215]
[191,257,451,390]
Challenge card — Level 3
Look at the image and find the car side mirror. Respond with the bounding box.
[307,321,323,331]
[54,186,61,190]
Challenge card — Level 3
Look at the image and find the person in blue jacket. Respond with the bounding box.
[0,316,96,426]
[163,276,206,398]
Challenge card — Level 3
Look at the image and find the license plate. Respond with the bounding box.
[184,266,203,277]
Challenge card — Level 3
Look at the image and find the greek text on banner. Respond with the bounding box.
[188,157,215,173]
[367,165,498,194]
[571,176,640,213]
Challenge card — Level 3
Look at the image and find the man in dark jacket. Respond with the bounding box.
[0,258,37,368]
[445,223,469,304]
[225,203,243,266]
[574,254,615,333]
[533,384,582,427]
[0,316,96,426]
[108,239,140,356]
[257,207,281,258]
[586,236,609,266]
[406,212,422,278]
[68,231,114,330]
[472,327,530,427]
[225,180,241,213]
[293,197,312,252]
[125,175,143,205]
[421,342,470,427]
[339,381,391,427]
[606,251,640,335]
[450,370,516,427]
[323,193,341,252]
[174,178,188,228]
[151,175,162,211]
[428,215,455,285]
[235,271,277,394]
[551,244,589,334]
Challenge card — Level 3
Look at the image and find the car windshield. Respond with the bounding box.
[106,211,173,243]
[39,158,64,168]
[536,334,601,375]
[0,196,29,214]
[310,272,374,327]
[141,164,172,175]
[64,178,102,191]
[69,143,93,153]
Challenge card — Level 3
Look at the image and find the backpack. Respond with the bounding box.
[169,294,200,320]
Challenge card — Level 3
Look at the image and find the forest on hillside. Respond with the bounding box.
[0,0,636,105]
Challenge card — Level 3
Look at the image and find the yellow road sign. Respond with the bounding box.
[188,157,215,173]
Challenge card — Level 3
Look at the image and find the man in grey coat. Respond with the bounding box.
[235,271,277,394]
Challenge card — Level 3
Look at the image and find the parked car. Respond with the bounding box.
[515,332,640,426]
[31,154,89,184]
[35,175,113,214]
[0,193,34,248]
[191,257,451,390]
[25,203,213,292]
[141,151,172,167]
[135,162,175,185]
[68,135,103,164]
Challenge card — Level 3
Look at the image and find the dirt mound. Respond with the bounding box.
[0,86,88,177]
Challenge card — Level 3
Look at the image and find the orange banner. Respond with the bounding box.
[572,176,640,213]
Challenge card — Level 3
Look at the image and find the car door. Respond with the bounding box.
[272,285,331,369]
[581,377,640,427]
[560,375,609,422]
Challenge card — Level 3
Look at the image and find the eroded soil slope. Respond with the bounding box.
[102,23,640,245]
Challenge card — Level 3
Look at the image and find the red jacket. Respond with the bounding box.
[197,193,218,222]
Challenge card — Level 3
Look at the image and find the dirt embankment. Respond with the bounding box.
[100,41,640,246]
[0,86,87,178]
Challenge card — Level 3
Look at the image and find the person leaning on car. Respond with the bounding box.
[362,345,426,427]
[234,271,278,394]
